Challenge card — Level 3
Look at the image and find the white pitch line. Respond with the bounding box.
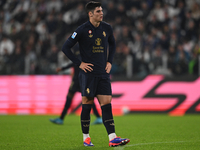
[114,141,196,150]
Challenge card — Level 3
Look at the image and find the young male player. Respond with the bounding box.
[49,49,102,125]
[62,1,130,147]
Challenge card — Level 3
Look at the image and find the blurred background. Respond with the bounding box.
[0,0,200,115]
[0,0,199,78]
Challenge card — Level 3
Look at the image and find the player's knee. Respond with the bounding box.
[99,99,111,106]
[82,96,94,104]
[97,95,112,106]
[100,102,111,106]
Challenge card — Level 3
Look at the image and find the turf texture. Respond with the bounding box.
[0,114,199,150]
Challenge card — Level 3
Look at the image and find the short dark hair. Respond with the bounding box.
[85,1,101,14]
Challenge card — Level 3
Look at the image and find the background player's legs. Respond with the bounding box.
[92,103,100,118]
[49,91,75,124]
[91,103,103,125]
[60,92,75,120]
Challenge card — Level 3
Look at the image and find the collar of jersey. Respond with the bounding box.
[88,21,102,30]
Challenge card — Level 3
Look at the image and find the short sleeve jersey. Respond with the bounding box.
[67,21,115,77]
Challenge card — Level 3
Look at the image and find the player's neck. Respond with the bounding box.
[89,19,100,28]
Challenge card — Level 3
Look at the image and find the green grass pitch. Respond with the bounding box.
[0,114,200,150]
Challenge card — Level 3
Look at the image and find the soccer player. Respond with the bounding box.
[49,49,102,125]
[62,1,130,147]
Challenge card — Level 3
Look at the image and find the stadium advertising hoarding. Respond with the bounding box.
[0,75,200,116]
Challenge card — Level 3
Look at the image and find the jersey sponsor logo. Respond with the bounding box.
[92,49,104,53]
[92,46,104,53]
[71,32,77,39]
[103,31,106,37]
[95,38,102,46]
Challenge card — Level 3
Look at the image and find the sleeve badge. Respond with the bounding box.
[71,32,77,39]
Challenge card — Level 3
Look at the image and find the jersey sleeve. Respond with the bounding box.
[107,25,116,64]
[62,28,82,66]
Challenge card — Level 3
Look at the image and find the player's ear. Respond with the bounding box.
[88,11,93,17]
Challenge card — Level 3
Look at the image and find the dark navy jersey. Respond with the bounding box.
[62,21,116,77]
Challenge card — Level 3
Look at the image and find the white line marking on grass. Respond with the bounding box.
[114,141,195,150]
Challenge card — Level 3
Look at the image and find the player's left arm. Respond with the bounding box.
[106,26,116,73]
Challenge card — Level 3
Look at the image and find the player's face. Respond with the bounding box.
[92,6,103,22]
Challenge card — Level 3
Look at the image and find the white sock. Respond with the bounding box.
[83,134,90,141]
[108,133,117,141]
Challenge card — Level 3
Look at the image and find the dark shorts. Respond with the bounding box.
[79,73,112,97]
[68,80,81,93]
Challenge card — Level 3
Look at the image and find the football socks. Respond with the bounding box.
[101,103,115,135]
[81,104,92,134]
[83,133,90,141]
[108,133,117,141]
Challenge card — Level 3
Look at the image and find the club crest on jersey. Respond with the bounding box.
[88,30,93,38]
[95,38,101,46]
[103,31,106,37]
[71,32,77,39]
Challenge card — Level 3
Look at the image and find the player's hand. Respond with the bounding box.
[56,68,62,73]
[79,62,94,73]
[105,62,112,73]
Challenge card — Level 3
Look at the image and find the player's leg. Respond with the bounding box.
[97,95,116,138]
[96,77,115,138]
[96,77,130,147]
[79,72,97,146]
[97,95,130,147]
[81,96,94,146]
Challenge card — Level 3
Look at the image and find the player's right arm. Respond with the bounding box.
[62,30,82,67]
